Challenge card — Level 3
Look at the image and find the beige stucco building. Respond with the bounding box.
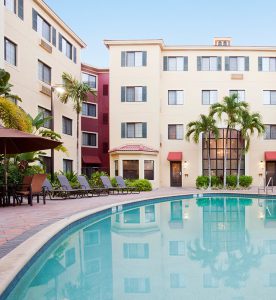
[2,0,86,173]
[105,38,276,188]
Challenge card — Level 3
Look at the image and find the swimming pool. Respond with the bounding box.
[2,194,276,300]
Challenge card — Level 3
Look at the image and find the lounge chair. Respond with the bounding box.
[115,176,140,194]
[77,175,108,197]
[15,174,47,206]
[42,178,72,200]
[100,176,127,194]
[57,175,85,198]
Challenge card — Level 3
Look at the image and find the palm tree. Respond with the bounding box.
[237,111,265,187]
[0,68,21,101]
[210,94,248,187]
[59,73,97,172]
[186,114,219,189]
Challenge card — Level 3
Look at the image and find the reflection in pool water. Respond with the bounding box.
[4,196,276,300]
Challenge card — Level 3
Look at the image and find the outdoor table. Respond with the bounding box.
[0,184,19,207]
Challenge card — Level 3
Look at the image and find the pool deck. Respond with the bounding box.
[0,186,275,297]
[0,186,275,259]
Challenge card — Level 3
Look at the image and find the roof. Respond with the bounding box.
[37,1,86,48]
[109,144,159,153]
[104,39,276,52]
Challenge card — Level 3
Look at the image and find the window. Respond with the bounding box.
[32,9,53,42]
[163,56,188,71]
[145,205,155,223]
[264,125,276,140]
[40,156,51,174]
[202,129,245,177]
[65,248,76,267]
[124,208,140,223]
[124,278,150,293]
[168,124,183,140]
[121,122,147,138]
[263,91,276,105]
[202,90,217,105]
[85,260,100,275]
[123,160,139,179]
[59,34,76,62]
[103,84,109,96]
[121,51,147,67]
[259,57,276,72]
[82,73,96,89]
[82,102,96,117]
[114,160,118,176]
[38,106,52,129]
[197,56,221,71]
[168,90,184,105]
[123,243,149,259]
[169,241,185,256]
[62,116,72,135]
[38,60,51,85]
[84,230,99,246]
[171,201,182,221]
[63,159,73,173]
[4,0,16,13]
[4,38,17,66]
[229,90,245,102]
[144,160,154,180]
[170,273,186,288]
[82,132,97,147]
[121,86,147,102]
[225,56,249,71]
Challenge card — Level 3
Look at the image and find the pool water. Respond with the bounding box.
[3,196,276,300]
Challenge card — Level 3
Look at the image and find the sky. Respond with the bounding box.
[45,0,276,68]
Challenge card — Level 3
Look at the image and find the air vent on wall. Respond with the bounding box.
[40,39,52,53]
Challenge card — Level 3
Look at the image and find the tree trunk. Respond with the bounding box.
[237,151,243,188]
[76,112,79,173]
[224,126,229,188]
[207,137,211,189]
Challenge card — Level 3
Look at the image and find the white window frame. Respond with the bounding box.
[82,131,98,148]
[229,90,245,102]
[4,0,16,13]
[168,57,184,71]
[168,90,184,105]
[126,86,143,102]
[201,57,218,71]
[82,72,97,89]
[38,60,51,85]
[263,90,276,105]
[229,56,245,71]
[37,14,51,42]
[126,51,143,67]
[82,102,97,119]
[168,124,184,140]
[262,57,276,72]
[4,37,17,66]
[126,122,143,138]
[202,90,218,105]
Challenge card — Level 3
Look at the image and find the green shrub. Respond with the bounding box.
[226,175,237,187]
[89,171,109,187]
[196,176,209,188]
[126,179,152,191]
[110,177,118,187]
[211,176,222,186]
[239,175,253,188]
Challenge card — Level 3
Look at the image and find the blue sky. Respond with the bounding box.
[45,0,276,68]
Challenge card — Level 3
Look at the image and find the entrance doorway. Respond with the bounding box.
[170,162,182,187]
[266,162,276,186]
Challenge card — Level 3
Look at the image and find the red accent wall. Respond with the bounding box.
[81,65,109,173]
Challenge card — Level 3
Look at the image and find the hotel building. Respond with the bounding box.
[2,0,86,173]
[105,38,276,188]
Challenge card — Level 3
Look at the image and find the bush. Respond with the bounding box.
[196,176,209,188]
[239,175,253,188]
[226,175,237,187]
[126,179,152,191]
[196,176,221,189]
[110,177,118,187]
[89,171,109,187]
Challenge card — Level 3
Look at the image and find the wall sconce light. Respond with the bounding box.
[259,160,264,169]
[183,161,188,169]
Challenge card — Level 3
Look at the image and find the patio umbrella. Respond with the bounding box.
[0,126,62,188]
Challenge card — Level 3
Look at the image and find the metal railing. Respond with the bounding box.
[258,177,274,195]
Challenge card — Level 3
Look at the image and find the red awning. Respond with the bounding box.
[167,152,183,161]
[265,151,276,161]
[82,155,101,164]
